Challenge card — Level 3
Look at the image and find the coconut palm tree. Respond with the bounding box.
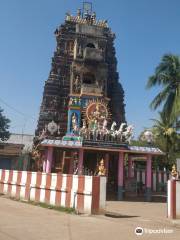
[147,54,180,123]
[151,112,178,165]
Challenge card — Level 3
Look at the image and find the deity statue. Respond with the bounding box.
[79,119,87,138]
[68,97,73,106]
[92,104,101,120]
[171,164,178,179]
[73,75,81,94]
[72,113,77,127]
[97,158,106,176]
[71,113,78,133]
[85,101,109,140]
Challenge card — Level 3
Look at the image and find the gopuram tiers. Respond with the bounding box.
[35,7,126,140]
[33,6,165,203]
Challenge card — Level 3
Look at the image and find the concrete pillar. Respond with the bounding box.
[105,153,109,178]
[43,159,46,172]
[69,152,74,174]
[117,152,124,200]
[46,146,53,173]
[42,149,47,172]
[78,149,84,175]
[146,154,152,201]
[128,156,134,178]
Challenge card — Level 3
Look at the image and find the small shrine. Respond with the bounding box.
[34,3,164,201]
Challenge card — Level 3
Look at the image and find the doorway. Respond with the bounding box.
[106,154,118,200]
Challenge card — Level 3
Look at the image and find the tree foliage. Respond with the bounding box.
[136,112,180,169]
[0,107,10,141]
[151,112,179,165]
[147,54,180,123]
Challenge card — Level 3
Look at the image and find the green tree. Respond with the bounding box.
[0,107,10,141]
[147,54,180,123]
[135,113,180,169]
[151,112,179,167]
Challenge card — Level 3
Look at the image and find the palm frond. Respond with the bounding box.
[147,54,180,124]
[150,85,170,110]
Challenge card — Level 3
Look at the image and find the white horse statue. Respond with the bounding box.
[99,119,108,140]
[122,124,134,144]
[115,123,127,141]
[109,121,117,140]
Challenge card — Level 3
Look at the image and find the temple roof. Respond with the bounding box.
[40,139,164,155]
[65,5,108,28]
[129,146,163,154]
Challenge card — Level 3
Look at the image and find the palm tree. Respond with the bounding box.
[151,112,178,165]
[147,54,180,123]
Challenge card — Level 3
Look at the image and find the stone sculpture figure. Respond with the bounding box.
[122,124,134,144]
[109,121,117,141]
[171,164,179,179]
[115,123,126,142]
[99,119,108,141]
[80,119,87,138]
[73,75,81,94]
[71,113,79,134]
[97,159,106,176]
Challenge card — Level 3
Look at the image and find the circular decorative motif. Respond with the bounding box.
[86,102,108,123]
[47,120,58,135]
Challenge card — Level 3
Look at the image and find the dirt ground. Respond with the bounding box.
[0,196,179,240]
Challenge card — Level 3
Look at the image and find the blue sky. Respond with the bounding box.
[0,0,180,137]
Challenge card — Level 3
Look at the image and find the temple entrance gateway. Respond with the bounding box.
[34,5,165,202]
[39,140,164,202]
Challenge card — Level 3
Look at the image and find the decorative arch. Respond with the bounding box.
[86,43,95,48]
[83,72,96,84]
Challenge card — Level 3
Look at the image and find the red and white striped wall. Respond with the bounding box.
[167,180,180,219]
[0,169,106,214]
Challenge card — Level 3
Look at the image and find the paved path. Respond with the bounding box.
[0,196,179,240]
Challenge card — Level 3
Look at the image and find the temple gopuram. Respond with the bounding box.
[34,4,164,201]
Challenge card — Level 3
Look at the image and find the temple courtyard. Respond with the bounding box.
[0,196,179,240]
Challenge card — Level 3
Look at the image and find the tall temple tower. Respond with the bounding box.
[36,4,125,138]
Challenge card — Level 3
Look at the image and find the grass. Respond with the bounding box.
[0,194,75,214]
[27,201,75,214]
